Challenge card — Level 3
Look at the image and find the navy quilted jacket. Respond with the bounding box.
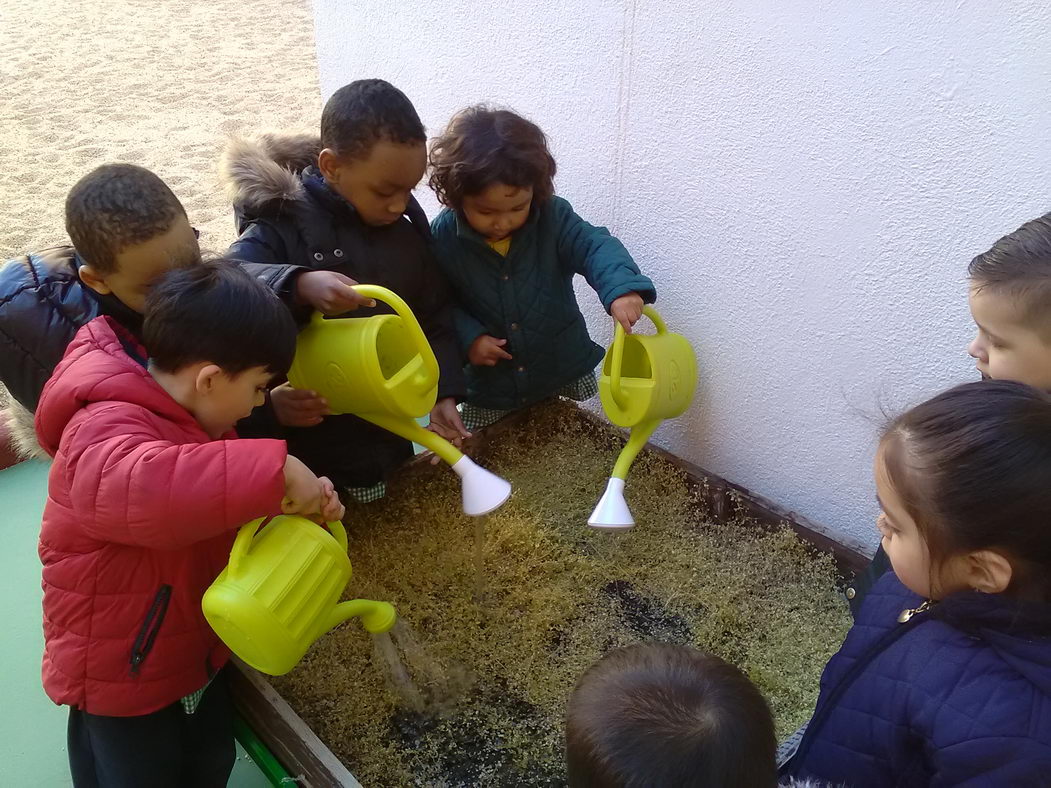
[0,246,142,411]
[430,197,656,411]
[784,572,1051,786]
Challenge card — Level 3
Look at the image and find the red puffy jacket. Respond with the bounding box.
[35,317,287,716]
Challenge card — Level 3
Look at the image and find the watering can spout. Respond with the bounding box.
[363,413,512,516]
[324,599,397,636]
[588,478,634,529]
[451,456,512,516]
[588,420,659,529]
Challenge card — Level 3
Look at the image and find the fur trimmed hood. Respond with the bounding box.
[3,397,47,461]
[219,132,321,214]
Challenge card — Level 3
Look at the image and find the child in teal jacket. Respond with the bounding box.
[428,106,656,431]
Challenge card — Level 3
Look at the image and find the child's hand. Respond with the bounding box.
[468,334,513,366]
[271,383,329,427]
[611,292,645,333]
[318,476,345,522]
[428,397,471,441]
[281,455,325,515]
[427,398,471,463]
[295,271,377,315]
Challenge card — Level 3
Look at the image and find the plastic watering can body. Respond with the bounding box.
[285,285,512,516]
[287,285,439,420]
[201,516,395,676]
[590,307,697,529]
[599,306,697,429]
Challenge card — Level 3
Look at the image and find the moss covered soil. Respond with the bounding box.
[270,401,851,786]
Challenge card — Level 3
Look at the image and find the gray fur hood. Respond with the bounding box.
[219,132,321,214]
[3,397,47,461]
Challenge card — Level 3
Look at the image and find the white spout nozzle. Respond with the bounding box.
[588,477,635,529]
[451,456,512,516]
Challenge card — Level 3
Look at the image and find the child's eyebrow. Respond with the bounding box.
[974,320,1002,341]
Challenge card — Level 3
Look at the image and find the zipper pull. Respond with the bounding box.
[897,599,933,623]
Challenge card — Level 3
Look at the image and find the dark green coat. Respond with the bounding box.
[431,197,656,410]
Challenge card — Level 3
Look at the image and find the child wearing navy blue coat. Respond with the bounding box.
[783,380,1051,786]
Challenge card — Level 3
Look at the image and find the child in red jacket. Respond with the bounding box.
[35,261,343,787]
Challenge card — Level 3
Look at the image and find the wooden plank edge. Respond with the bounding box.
[228,658,362,788]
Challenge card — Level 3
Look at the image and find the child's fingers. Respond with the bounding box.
[341,283,377,309]
[446,410,472,439]
[321,489,343,521]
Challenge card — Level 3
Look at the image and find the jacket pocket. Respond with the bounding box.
[130,584,172,676]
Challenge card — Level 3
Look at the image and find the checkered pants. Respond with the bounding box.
[344,482,388,504]
[180,676,214,715]
[461,370,599,432]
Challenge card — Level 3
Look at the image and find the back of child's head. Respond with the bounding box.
[968,213,1051,335]
[881,380,1051,601]
[321,79,425,160]
[143,259,296,377]
[65,164,190,275]
[565,644,777,787]
[429,105,557,211]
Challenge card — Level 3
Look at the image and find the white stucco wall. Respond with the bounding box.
[313,1,1051,552]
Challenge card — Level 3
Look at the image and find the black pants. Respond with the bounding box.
[67,673,234,788]
[285,413,414,489]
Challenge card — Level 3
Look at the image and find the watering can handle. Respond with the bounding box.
[609,305,666,410]
[227,518,349,580]
[309,285,440,387]
[228,518,266,580]
[325,520,349,553]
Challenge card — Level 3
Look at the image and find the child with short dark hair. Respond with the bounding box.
[0,164,201,455]
[36,261,342,787]
[967,211,1051,388]
[428,106,656,430]
[566,644,780,787]
[783,381,1051,785]
[223,79,467,501]
[846,212,1051,616]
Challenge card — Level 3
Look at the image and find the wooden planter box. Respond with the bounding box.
[228,403,869,787]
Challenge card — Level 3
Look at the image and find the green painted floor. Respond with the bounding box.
[0,460,271,786]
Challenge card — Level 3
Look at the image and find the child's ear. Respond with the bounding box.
[964,549,1013,594]
[318,148,342,184]
[194,364,225,395]
[78,264,112,296]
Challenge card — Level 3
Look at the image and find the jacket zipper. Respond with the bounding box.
[130,584,172,675]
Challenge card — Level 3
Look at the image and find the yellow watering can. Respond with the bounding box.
[588,306,697,529]
[202,516,396,676]
[287,284,511,517]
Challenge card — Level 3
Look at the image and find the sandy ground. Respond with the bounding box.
[0,0,321,258]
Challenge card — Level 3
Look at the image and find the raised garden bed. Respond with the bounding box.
[232,400,858,786]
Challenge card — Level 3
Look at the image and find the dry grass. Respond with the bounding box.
[272,401,850,786]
